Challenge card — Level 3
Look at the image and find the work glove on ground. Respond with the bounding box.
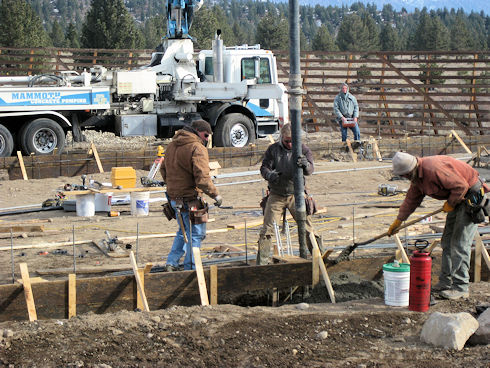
[297,155,310,169]
[388,219,402,236]
[443,201,454,212]
[266,170,281,184]
[213,195,223,207]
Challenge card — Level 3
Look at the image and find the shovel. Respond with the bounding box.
[333,207,444,264]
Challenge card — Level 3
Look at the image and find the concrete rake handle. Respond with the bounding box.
[334,207,444,264]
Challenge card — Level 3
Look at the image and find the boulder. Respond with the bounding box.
[420,312,479,350]
[468,308,490,345]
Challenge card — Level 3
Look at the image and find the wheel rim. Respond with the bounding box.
[0,134,5,154]
[229,123,249,147]
[32,128,57,153]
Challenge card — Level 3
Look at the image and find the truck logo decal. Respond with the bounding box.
[0,90,110,107]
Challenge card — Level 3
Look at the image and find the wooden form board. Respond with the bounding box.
[209,265,218,305]
[90,142,104,173]
[0,256,444,321]
[450,130,472,155]
[345,139,357,162]
[312,247,320,288]
[192,247,209,306]
[19,263,37,321]
[17,151,28,180]
[62,187,163,196]
[393,235,411,264]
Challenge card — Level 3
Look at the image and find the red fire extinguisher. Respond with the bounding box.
[409,240,432,312]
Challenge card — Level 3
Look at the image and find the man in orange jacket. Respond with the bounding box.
[387,152,489,300]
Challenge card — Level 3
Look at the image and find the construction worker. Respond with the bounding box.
[387,152,489,300]
[161,120,222,271]
[333,82,360,143]
[256,123,322,265]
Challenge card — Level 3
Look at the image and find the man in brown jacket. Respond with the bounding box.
[387,152,489,300]
[161,120,222,271]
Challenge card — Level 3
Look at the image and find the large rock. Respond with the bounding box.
[468,308,490,345]
[420,312,479,350]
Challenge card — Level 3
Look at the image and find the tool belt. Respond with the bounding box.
[171,197,209,224]
[464,180,489,224]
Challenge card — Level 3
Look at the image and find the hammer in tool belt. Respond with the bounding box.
[175,204,189,243]
[333,207,444,264]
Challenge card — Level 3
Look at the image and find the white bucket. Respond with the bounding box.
[95,192,112,212]
[76,194,95,217]
[383,262,410,306]
[131,191,150,216]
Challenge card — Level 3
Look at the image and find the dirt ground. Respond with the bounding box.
[0,133,488,367]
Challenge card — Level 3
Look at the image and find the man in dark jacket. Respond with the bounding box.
[387,152,489,300]
[333,83,360,142]
[256,123,321,265]
[161,120,222,271]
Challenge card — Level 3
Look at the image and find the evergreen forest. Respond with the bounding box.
[0,0,488,51]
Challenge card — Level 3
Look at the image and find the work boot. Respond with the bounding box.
[439,289,469,300]
[165,264,179,272]
[431,282,451,292]
[256,235,272,265]
[306,233,324,255]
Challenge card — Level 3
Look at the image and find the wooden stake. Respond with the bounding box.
[450,130,472,155]
[129,251,149,312]
[371,139,382,162]
[345,139,357,162]
[393,235,410,264]
[426,239,440,254]
[17,151,28,180]
[474,233,490,277]
[68,273,76,319]
[312,247,320,288]
[143,263,153,274]
[137,268,146,310]
[19,263,37,321]
[474,232,482,283]
[210,265,218,305]
[91,142,104,173]
[309,233,335,303]
[192,247,209,306]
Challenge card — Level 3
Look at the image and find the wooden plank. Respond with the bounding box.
[143,263,153,274]
[371,139,383,162]
[68,274,76,319]
[227,208,327,230]
[0,225,44,233]
[393,235,411,264]
[427,239,440,254]
[450,130,472,155]
[62,187,163,196]
[137,269,145,311]
[312,247,320,288]
[474,233,490,271]
[309,233,335,303]
[91,142,104,173]
[210,265,218,305]
[192,247,209,306]
[19,263,37,321]
[17,151,28,180]
[345,139,357,162]
[129,251,149,312]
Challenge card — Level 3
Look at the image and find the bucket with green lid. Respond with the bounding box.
[383,260,410,306]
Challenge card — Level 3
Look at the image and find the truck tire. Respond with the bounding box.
[0,124,14,157]
[214,113,255,148]
[20,118,65,155]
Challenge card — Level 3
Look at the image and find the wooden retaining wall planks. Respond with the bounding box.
[0,257,395,322]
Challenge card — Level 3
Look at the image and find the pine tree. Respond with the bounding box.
[380,23,399,51]
[142,14,166,49]
[190,6,219,50]
[255,14,289,50]
[81,0,143,49]
[413,12,449,50]
[312,25,337,51]
[450,16,472,50]
[0,0,50,47]
[50,20,66,48]
[65,23,80,48]
[336,13,378,51]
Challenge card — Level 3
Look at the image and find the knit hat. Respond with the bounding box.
[191,119,212,134]
[392,152,417,175]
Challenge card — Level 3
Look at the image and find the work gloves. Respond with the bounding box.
[442,201,454,213]
[297,155,310,169]
[388,219,402,236]
[266,170,281,184]
[213,195,223,207]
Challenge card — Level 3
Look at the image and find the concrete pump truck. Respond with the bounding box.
[0,0,288,156]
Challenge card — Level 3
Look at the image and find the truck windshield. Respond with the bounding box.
[241,58,271,84]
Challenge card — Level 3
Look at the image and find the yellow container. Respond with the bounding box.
[111,167,136,188]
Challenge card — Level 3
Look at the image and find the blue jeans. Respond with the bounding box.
[440,203,477,292]
[165,200,206,270]
[338,119,360,142]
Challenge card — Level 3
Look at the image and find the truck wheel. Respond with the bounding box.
[214,113,255,148]
[0,124,14,157]
[20,118,65,155]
